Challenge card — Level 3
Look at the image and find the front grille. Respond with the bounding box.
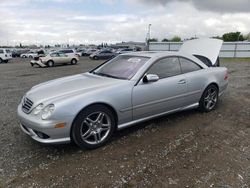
[22,97,33,113]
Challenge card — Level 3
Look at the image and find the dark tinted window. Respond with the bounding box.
[147,57,181,79]
[179,58,201,73]
[0,50,4,53]
[125,49,133,51]
[194,55,212,67]
[60,50,73,53]
[101,50,111,53]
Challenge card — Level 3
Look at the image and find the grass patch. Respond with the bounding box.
[220,58,250,63]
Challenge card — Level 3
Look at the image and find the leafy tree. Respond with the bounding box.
[170,36,181,42]
[162,38,169,42]
[222,32,244,42]
[148,38,158,42]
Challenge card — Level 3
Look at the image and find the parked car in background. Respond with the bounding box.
[116,48,134,54]
[12,49,30,57]
[0,48,12,63]
[30,52,79,67]
[17,39,228,149]
[21,51,38,58]
[82,49,98,56]
[89,49,116,60]
[58,49,76,56]
[76,49,86,57]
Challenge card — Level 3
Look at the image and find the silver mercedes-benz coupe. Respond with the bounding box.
[17,39,228,149]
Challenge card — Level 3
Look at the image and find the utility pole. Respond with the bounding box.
[146,24,152,51]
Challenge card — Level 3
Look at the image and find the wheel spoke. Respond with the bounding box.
[211,91,216,97]
[204,96,209,102]
[206,101,212,109]
[86,117,94,124]
[93,132,101,143]
[96,113,104,123]
[84,120,91,128]
[100,123,110,132]
[82,129,92,139]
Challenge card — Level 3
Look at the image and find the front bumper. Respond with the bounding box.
[17,104,71,144]
[30,60,47,67]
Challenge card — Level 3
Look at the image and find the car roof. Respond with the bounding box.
[121,51,192,58]
[120,51,208,68]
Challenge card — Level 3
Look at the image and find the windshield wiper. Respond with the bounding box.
[92,72,126,80]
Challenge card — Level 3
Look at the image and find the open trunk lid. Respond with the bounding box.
[179,38,223,66]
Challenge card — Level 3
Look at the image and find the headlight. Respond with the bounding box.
[41,104,55,120]
[33,103,44,115]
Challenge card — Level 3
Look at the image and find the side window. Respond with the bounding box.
[58,53,66,57]
[147,57,181,79]
[179,58,201,74]
[0,50,4,54]
[66,50,73,53]
[51,53,59,57]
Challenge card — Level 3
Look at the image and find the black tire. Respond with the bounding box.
[199,84,219,112]
[47,60,54,67]
[4,60,8,63]
[93,56,98,60]
[29,55,33,58]
[71,104,116,149]
[71,58,77,65]
[0,58,3,63]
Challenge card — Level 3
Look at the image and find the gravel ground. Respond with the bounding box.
[0,57,250,188]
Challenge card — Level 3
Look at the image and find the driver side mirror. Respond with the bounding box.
[143,74,159,83]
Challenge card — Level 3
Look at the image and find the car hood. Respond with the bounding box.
[26,73,124,104]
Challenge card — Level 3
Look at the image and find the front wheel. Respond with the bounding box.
[71,59,77,65]
[199,84,219,112]
[71,105,116,149]
[47,60,54,67]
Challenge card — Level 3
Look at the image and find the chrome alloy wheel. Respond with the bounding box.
[80,112,111,145]
[204,88,218,111]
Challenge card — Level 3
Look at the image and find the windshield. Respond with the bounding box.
[92,55,150,80]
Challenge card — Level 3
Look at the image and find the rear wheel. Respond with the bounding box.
[71,58,77,65]
[47,60,54,67]
[93,56,98,60]
[71,105,116,149]
[199,84,219,112]
[0,58,3,63]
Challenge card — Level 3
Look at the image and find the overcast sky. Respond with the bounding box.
[0,0,250,45]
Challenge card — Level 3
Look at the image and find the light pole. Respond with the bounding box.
[148,24,152,40]
[146,24,152,51]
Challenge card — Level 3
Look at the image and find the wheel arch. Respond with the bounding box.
[47,59,54,63]
[205,82,219,91]
[70,102,119,135]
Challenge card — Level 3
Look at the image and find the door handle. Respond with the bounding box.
[178,79,186,84]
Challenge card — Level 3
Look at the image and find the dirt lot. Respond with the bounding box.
[0,57,250,188]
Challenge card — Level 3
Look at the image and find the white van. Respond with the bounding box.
[0,48,12,63]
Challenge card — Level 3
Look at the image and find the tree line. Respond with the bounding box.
[149,32,250,42]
